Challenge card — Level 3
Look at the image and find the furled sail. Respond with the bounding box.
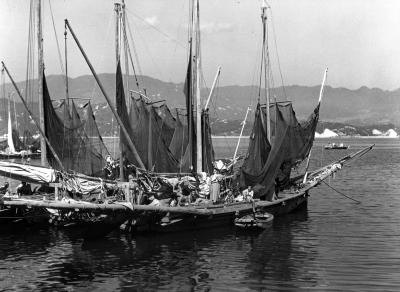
[7,106,16,153]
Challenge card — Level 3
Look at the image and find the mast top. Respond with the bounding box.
[261,0,269,18]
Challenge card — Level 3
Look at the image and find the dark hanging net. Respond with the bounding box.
[201,109,215,174]
[169,109,188,166]
[153,104,176,147]
[267,101,320,186]
[11,128,24,151]
[116,62,179,173]
[240,101,320,195]
[240,102,289,198]
[43,73,109,176]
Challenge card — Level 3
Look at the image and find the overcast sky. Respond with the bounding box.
[1,0,399,90]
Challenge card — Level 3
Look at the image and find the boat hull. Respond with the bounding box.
[0,152,41,159]
[130,192,308,233]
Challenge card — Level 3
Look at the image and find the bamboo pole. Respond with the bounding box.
[204,66,221,110]
[303,67,328,183]
[64,19,146,170]
[233,106,250,162]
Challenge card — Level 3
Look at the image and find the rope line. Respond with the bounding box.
[321,180,361,204]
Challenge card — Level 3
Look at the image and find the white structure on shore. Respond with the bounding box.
[315,129,338,138]
[372,129,398,137]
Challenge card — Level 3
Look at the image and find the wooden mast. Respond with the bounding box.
[114,3,125,180]
[121,0,130,111]
[261,0,271,142]
[195,0,202,173]
[37,0,46,166]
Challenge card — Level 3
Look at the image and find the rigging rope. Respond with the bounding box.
[48,0,65,75]
[270,9,287,100]
[321,180,362,204]
[125,8,185,50]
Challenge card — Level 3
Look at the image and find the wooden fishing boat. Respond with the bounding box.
[234,212,274,230]
[0,151,40,159]
[324,143,349,150]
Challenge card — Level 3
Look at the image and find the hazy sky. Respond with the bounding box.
[1,0,399,90]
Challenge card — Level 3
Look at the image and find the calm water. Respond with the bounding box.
[1,137,400,291]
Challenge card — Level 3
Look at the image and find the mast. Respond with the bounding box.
[261,0,271,141]
[114,3,125,180]
[121,0,130,111]
[37,0,46,166]
[195,0,202,173]
[64,22,69,104]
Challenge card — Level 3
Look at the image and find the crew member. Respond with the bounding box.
[16,181,32,196]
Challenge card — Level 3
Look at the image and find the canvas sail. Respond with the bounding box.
[7,107,16,153]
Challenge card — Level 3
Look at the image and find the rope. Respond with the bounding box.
[270,10,287,100]
[321,180,361,204]
[48,0,65,75]
[125,8,185,49]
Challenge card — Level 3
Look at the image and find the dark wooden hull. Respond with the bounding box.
[0,152,41,159]
[130,192,308,233]
[0,206,50,231]
[324,146,349,150]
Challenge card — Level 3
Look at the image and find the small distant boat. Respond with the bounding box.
[324,143,349,150]
[234,211,274,230]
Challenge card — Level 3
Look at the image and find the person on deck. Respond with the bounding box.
[209,169,221,203]
[16,181,32,196]
[148,194,160,206]
[242,186,254,202]
[0,182,9,195]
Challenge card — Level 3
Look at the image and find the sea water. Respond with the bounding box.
[0,137,399,291]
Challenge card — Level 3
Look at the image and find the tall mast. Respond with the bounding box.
[121,0,130,111]
[261,0,271,141]
[37,0,46,166]
[114,3,121,64]
[195,0,202,173]
[114,2,125,180]
[64,22,69,104]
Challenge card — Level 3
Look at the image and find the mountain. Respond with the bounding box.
[1,73,399,136]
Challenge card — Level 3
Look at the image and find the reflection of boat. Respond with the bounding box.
[324,143,349,150]
[235,211,273,230]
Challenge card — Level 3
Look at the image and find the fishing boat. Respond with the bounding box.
[0,95,40,159]
[324,142,349,150]
[0,0,375,236]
